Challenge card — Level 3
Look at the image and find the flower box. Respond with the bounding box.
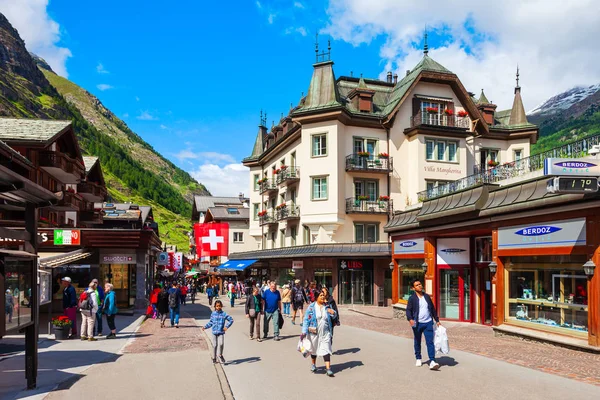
[257,178,268,184]
[280,165,288,171]
[377,152,389,158]
[258,210,267,217]
[457,110,468,118]
[487,160,499,167]
[444,109,454,116]
[357,151,370,158]
[275,203,287,210]
[357,195,369,201]
[378,195,390,201]
[426,107,439,114]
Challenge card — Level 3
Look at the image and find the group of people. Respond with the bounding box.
[61,276,118,340]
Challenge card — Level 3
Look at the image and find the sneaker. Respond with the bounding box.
[212,358,217,364]
[97,333,103,337]
[291,320,296,325]
[429,361,440,370]
[326,369,335,377]
[175,324,179,329]
[249,336,254,340]
[88,337,98,342]
[415,359,422,367]
[274,336,281,341]
[80,336,88,341]
[219,355,226,364]
[257,338,262,342]
[107,333,117,339]
[310,364,317,373]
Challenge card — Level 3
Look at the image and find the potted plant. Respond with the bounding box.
[275,203,287,210]
[444,109,454,116]
[257,178,268,184]
[357,195,369,201]
[274,168,281,174]
[357,151,370,158]
[258,210,267,217]
[458,110,468,118]
[426,107,439,114]
[488,160,499,167]
[377,152,389,159]
[52,316,72,340]
[280,165,288,171]
[378,195,390,201]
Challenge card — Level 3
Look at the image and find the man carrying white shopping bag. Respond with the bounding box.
[406,279,441,370]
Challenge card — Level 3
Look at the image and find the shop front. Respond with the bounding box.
[437,238,472,322]
[99,251,137,308]
[338,259,373,305]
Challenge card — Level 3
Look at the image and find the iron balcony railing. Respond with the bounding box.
[345,197,393,214]
[417,132,600,202]
[259,179,277,194]
[275,166,300,185]
[276,204,300,221]
[258,211,277,226]
[345,154,393,173]
[410,111,470,129]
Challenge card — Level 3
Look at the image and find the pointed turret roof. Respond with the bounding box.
[509,87,528,126]
[478,89,490,104]
[245,117,268,161]
[357,76,369,90]
[295,60,340,113]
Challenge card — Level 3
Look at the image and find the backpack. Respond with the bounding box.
[78,291,92,311]
[294,287,305,303]
[168,290,179,308]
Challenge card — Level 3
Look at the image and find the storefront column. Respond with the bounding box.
[588,214,600,346]
[24,203,38,389]
[424,238,436,302]
[391,259,399,304]
[491,228,504,327]
[135,251,146,310]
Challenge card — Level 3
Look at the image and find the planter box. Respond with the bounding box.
[53,325,71,340]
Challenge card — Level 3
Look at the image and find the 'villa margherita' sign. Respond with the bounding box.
[498,218,586,250]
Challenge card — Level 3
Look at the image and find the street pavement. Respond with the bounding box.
[191,294,600,400]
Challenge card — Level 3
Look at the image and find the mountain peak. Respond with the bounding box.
[30,52,55,74]
[528,84,600,117]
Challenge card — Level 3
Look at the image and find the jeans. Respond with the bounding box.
[170,306,180,326]
[412,320,436,362]
[264,310,280,337]
[106,314,116,331]
[283,302,290,315]
[230,296,235,307]
[212,334,225,359]
[95,311,103,335]
[64,306,77,336]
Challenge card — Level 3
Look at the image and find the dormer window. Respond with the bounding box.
[227,207,239,215]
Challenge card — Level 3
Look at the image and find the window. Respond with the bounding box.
[514,149,523,162]
[311,176,328,200]
[312,134,327,157]
[262,233,267,249]
[303,225,311,245]
[426,179,452,193]
[253,174,259,191]
[253,203,259,221]
[290,152,296,167]
[354,180,378,201]
[291,226,297,246]
[475,237,492,262]
[397,262,425,302]
[355,223,378,243]
[227,207,239,215]
[233,232,244,243]
[425,138,459,162]
[280,229,285,247]
[270,197,276,210]
[353,138,378,156]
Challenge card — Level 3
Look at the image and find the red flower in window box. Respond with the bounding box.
[488,160,499,167]
[275,203,287,210]
[458,110,468,118]
[377,152,389,158]
[378,195,390,201]
[444,109,454,116]
[258,210,267,217]
[357,151,370,157]
[280,165,288,171]
[426,107,439,114]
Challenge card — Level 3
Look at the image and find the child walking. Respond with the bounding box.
[202,300,234,364]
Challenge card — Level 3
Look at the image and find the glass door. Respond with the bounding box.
[339,270,352,305]
[439,267,472,321]
[338,269,373,305]
[480,267,492,325]
[366,140,377,158]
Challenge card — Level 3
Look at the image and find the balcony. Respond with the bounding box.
[77,181,107,202]
[39,151,85,184]
[50,190,86,211]
[259,179,277,195]
[409,111,470,130]
[345,154,393,173]
[79,209,103,225]
[258,211,278,226]
[275,166,300,185]
[345,197,393,214]
[276,204,300,221]
[416,132,600,202]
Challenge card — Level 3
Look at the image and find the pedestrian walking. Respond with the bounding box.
[406,279,441,371]
[157,285,170,328]
[291,279,308,326]
[262,281,282,340]
[281,284,292,317]
[103,283,118,339]
[79,281,99,341]
[322,287,340,343]
[150,284,161,319]
[62,277,78,338]
[168,282,181,328]
[307,282,318,303]
[190,282,197,304]
[202,300,234,364]
[92,279,105,337]
[302,289,337,377]
[245,286,263,341]
[207,285,214,306]
[228,284,235,308]
[5,289,14,323]
[180,284,188,306]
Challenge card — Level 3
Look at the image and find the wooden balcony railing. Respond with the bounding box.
[77,181,107,199]
[39,151,85,179]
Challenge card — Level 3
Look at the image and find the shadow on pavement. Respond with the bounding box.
[226,356,261,365]
[333,347,361,355]
[438,356,459,367]
[333,360,364,373]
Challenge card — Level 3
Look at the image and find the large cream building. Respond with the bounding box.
[230,45,538,306]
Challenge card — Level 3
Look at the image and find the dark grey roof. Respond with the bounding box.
[229,242,391,260]
[0,118,71,143]
[416,185,492,222]
[194,196,243,212]
[0,140,33,166]
[82,156,98,173]
[207,207,249,221]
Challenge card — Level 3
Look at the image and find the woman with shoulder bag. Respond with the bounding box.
[245,286,263,341]
[302,288,338,377]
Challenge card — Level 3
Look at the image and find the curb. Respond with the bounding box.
[193,317,235,400]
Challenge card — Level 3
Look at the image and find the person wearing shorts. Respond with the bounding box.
[291,279,308,326]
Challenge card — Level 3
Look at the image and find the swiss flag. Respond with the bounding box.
[194,223,229,257]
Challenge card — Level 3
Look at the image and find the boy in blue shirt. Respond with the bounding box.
[202,300,234,364]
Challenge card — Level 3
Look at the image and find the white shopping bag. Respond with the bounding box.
[297,335,314,358]
[434,325,450,355]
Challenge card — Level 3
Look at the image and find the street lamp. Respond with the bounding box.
[389,261,395,271]
[421,262,428,274]
[583,260,596,277]
[488,261,498,274]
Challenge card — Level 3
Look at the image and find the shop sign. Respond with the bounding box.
[0,232,49,245]
[340,260,363,270]
[157,252,169,266]
[54,229,80,246]
[102,254,136,264]
[437,238,470,266]
[498,218,586,250]
[544,158,600,177]
[292,260,303,269]
[393,238,424,254]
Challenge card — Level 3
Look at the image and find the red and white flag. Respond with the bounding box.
[194,223,229,257]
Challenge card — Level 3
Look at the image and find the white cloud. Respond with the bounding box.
[286,26,307,36]
[136,111,158,120]
[174,150,237,164]
[256,1,262,9]
[96,63,109,74]
[324,0,600,111]
[0,0,72,77]
[96,84,113,91]
[175,149,197,162]
[268,13,276,24]
[191,163,249,197]
[160,124,169,130]
[294,2,305,9]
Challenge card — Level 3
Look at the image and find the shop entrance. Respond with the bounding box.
[479,267,492,325]
[339,269,372,305]
[439,267,471,321]
[100,264,132,308]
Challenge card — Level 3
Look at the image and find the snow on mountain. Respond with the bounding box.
[528,84,600,116]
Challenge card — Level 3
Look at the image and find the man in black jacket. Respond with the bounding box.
[406,279,441,370]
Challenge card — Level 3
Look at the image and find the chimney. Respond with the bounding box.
[406,70,410,76]
[386,71,392,83]
[393,74,398,84]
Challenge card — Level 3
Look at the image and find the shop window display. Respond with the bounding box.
[53,265,92,300]
[398,263,425,302]
[314,269,333,293]
[3,258,34,332]
[506,256,588,333]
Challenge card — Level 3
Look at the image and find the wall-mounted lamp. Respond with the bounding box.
[583,260,596,277]
[389,261,395,271]
[421,262,428,274]
[488,261,498,274]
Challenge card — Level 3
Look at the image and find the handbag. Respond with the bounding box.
[278,310,284,329]
[249,309,256,318]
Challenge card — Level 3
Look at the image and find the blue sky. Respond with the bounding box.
[2,1,599,196]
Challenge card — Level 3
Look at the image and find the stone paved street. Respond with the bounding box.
[337,305,600,386]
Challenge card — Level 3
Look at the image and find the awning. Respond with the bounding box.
[39,248,93,268]
[219,259,258,271]
[0,249,38,258]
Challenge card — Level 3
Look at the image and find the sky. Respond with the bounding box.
[1,0,600,197]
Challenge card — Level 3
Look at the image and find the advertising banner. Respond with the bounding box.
[437,238,470,266]
[393,238,424,255]
[498,218,586,250]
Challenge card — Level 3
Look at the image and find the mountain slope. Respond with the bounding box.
[0,12,204,249]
